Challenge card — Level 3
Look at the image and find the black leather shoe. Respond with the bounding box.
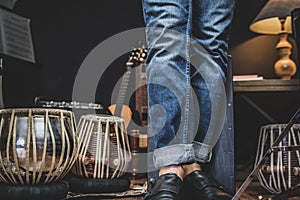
[144,173,183,200]
[182,170,232,200]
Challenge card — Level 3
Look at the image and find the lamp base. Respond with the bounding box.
[274,60,297,80]
[274,32,296,80]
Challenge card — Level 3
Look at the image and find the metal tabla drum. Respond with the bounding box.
[72,114,131,179]
[0,108,78,185]
[255,124,300,194]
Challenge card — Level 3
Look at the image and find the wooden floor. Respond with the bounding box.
[66,195,144,200]
[235,164,300,200]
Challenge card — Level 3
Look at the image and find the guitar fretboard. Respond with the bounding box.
[114,67,132,117]
[112,46,147,118]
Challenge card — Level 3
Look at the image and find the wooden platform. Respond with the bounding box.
[235,164,300,200]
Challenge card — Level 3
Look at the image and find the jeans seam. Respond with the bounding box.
[183,0,192,143]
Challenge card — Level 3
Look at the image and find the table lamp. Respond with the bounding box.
[249,0,300,80]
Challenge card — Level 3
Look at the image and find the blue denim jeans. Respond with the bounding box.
[142,0,236,169]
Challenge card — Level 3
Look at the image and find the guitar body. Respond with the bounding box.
[108,104,132,128]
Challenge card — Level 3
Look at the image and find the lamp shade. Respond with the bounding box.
[250,0,300,34]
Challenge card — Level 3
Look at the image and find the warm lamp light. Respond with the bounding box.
[250,0,300,80]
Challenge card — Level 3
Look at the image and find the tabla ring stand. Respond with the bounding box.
[232,107,300,200]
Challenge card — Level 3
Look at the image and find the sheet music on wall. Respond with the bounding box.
[0,8,35,63]
[0,0,18,9]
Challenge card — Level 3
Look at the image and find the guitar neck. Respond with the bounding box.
[113,46,147,118]
[114,67,132,116]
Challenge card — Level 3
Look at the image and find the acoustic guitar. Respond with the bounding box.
[108,46,147,128]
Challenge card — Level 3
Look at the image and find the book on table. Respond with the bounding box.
[233,75,263,81]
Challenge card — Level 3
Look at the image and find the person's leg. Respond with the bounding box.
[180,0,236,199]
[142,0,195,171]
[142,0,236,198]
[188,0,236,167]
[142,0,194,199]
[192,0,236,77]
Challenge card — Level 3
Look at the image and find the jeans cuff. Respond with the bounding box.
[153,144,195,168]
[192,141,213,163]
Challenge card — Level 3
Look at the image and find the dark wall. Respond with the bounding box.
[11,0,145,108]
[1,54,42,108]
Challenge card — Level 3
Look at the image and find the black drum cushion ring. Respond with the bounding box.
[68,176,130,194]
[0,182,69,200]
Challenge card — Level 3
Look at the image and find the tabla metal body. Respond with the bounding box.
[255,124,300,194]
[72,114,131,179]
[0,108,78,185]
